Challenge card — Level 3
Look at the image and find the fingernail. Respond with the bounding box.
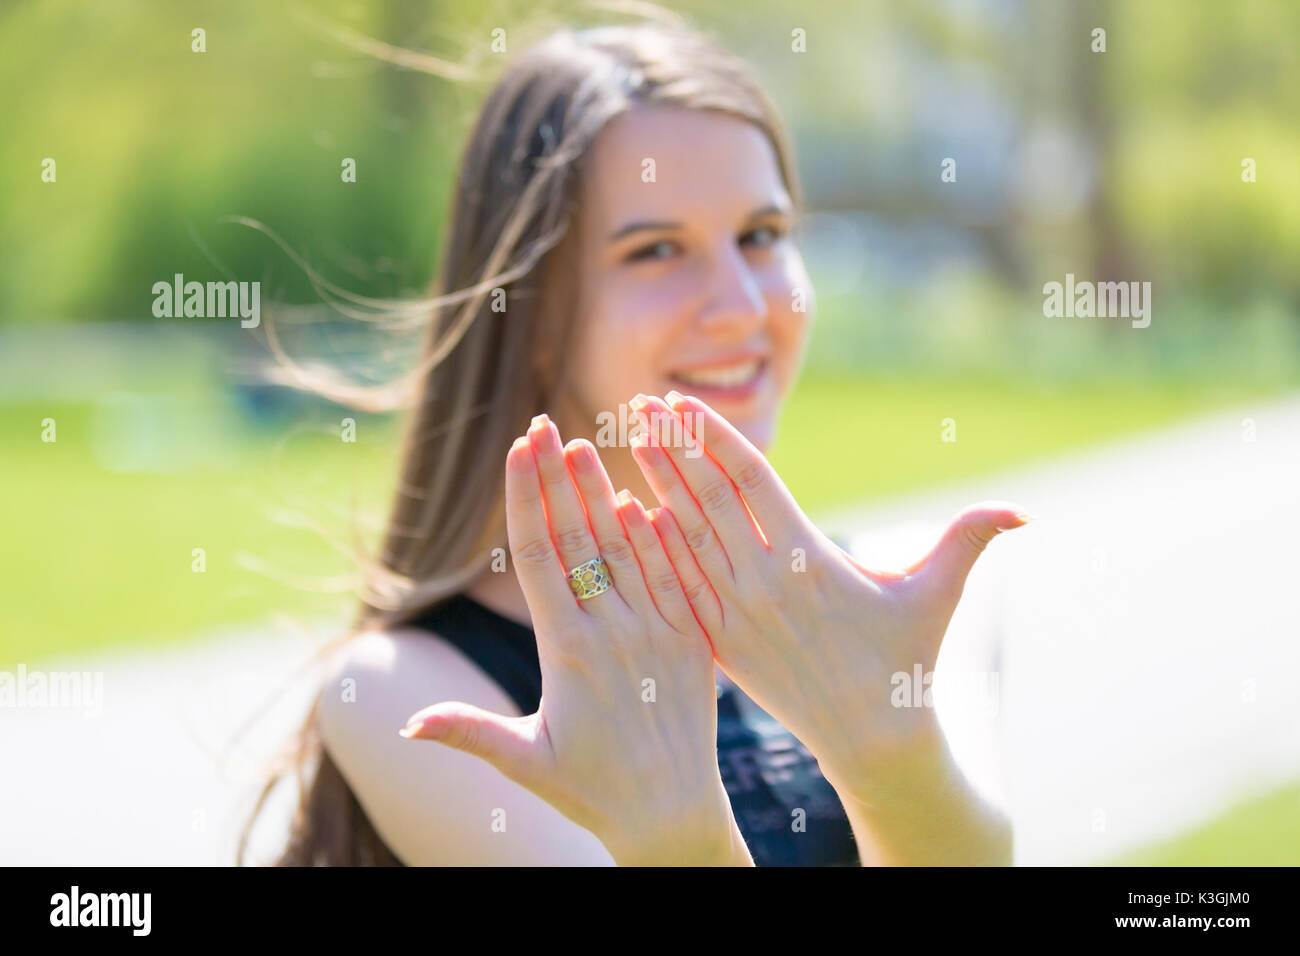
[629,394,648,412]
[665,390,685,407]
[401,714,443,740]
[568,439,595,471]
[530,413,550,431]
[996,512,1035,532]
[630,438,663,468]
[619,491,648,524]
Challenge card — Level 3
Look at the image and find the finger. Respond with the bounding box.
[632,393,767,560]
[564,438,656,618]
[648,506,724,636]
[528,414,623,614]
[629,425,735,589]
[505,435,582,634]
[616,491,703,639]
[915,502,1034,604]
[664,390,803,548]
[401,701,541,787]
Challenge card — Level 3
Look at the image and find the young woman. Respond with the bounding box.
[245,22,1028,866]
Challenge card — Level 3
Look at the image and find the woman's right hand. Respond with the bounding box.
[401,414,749,866]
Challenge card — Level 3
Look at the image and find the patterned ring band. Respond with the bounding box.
[566,556,613,601]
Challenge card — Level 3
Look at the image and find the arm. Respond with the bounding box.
[318,628,617,865]
[819,722,1013,866]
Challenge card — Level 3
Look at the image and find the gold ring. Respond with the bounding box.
[567,556,613,601]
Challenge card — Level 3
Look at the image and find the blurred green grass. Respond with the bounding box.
[3,374,1283,669]
[769,374,1278,515]
[1105,781,1300,866]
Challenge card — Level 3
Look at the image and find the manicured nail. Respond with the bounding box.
[996,512,1035,532]
[629,393,648,412]
[567,439,595,471]
[401,714,444,740]
[530,418,561,455]
[665,390,685,407]
[618,491,648,524]
[630,437,663,468]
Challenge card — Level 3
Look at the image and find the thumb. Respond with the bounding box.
[400,701,539,781]
[917,502,1033,602]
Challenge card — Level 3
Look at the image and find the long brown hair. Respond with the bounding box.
[240,18,802,866]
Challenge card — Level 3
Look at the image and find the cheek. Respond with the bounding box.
[591,270,698,356]
[571,274,694,404]
[609,267,700,327]
[760,255,814,382]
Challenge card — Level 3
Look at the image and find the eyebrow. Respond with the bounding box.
[606,204,789,243]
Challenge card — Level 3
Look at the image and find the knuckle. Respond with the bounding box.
[554,523,594,555]
[683,523,715,555]
[682,578,712,606]
[961,521,993,553]
[444,708,478,754]
[458,719,480,755]
[596,534,636,566]
[514,538,555,568]
[648,569,682,595]
[695,478,735,515]
[733,461,768,495]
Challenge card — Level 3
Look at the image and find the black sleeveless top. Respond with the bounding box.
[409,594,861,866]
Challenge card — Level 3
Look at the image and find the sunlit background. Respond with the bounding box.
[2,0,1297,865]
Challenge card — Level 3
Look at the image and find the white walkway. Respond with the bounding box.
[834,392,1300,864]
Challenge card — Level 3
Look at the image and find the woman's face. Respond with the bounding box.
[566,105,813,454]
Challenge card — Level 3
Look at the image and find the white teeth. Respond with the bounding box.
[672,360,762,388]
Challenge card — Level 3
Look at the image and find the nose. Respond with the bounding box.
[696,242,768,336]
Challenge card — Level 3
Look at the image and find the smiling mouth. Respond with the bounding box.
[668,358,766,391]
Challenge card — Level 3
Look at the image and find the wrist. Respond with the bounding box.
[822,728,1013,866]
[604,796,752,867]
[817,709,948,802]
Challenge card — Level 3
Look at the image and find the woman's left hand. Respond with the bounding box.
[625,392,1032,805]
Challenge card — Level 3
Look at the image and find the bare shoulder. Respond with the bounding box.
[319,625,524,731]
[314,625,612,865]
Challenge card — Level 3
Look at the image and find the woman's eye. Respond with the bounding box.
[741,225,783,249]
[627,240,679,263]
